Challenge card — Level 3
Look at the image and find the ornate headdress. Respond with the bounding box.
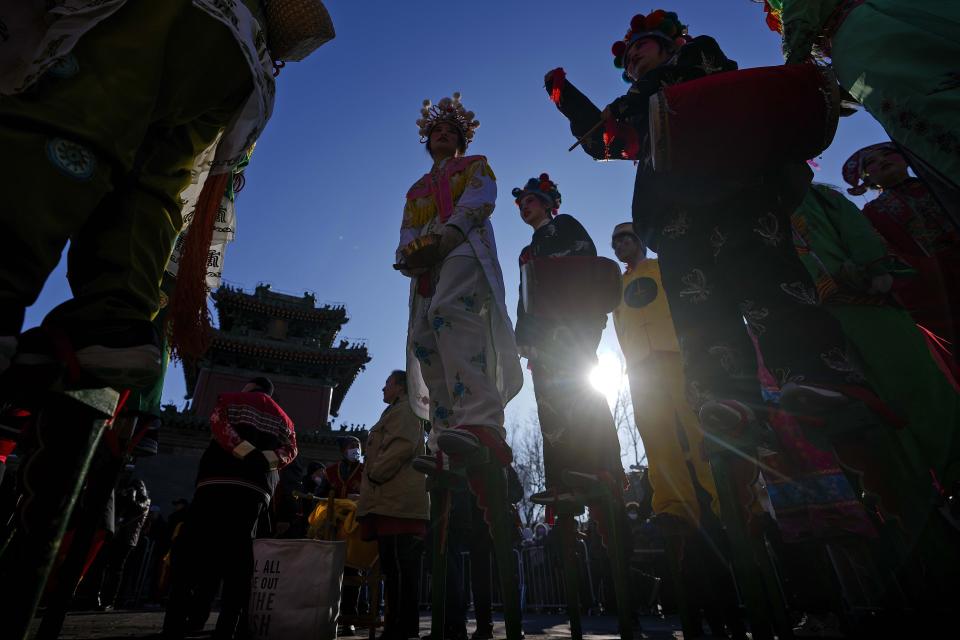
[611,10,688,81]
[512,173,561,213]
[417,92,480,145]
[842,142,897,195]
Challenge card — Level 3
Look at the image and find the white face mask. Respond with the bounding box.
[313,476,324,486]
[627,512,639,521]
[345,449,361,463]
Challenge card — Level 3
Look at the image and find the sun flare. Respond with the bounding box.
[589,351,624,403]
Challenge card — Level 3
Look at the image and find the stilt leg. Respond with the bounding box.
[663,534,700,638]
[0,388,119,640]
[601,498,634,640]
[429,480,450,640]
[478,462,523,640]
[710,454,775,640]
[556,510,583,640]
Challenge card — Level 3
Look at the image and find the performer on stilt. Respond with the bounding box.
[790,183,960,504]
[397,94,524,640]
[397,93,523,459]
[609,221,717,529]
[544,8,866,433]
[842,142,960,359]
[760,0,960,222]
[511,174,623,500]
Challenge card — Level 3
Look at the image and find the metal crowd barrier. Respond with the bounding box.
[417,541,602,613]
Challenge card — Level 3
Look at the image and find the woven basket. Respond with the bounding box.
[266,0,336,62]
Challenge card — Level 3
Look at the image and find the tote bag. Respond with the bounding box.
[249,538,346,640]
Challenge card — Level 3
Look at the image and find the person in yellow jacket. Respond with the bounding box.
[611,222,717,529]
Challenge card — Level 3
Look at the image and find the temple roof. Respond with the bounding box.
[184,330,370,416]
[185,284,370,417]
[206,331,369,366]
[214,284,348,325]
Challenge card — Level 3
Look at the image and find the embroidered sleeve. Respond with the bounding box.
[444,159,497,236]
[547,78,606,161]
[819,187,887,273]
[781,0,834,63]
[560,216,598,257]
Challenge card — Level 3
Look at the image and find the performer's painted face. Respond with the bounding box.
[625,37,669,81]
[428,121,461,160]
[519,193,551,228]
[863,148,909,189]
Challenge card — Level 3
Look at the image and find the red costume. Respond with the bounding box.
[321,460,363,498]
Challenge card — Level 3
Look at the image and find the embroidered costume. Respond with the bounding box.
[512,176,622,490]
[763,0,960,221]
[0,0,332,381]
[399,94,523,449]
[547,9,857,415]
[791,184,960,489]
[610,223,718,527]
[842,143,960,356]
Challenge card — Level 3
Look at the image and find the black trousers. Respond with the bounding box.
[378,533,423,637]
[94,541,136,607]
[163,485,264,640]
[654,179,857,412]
[531,355,622,490]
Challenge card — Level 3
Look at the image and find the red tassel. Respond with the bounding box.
[167,172,230,364]
[549,67,566,105]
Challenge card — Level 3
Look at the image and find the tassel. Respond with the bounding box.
[602,115,618,160]
[167,172,230,365]
[549,67,566,104]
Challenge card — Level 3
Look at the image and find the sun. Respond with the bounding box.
[589,351,624,403]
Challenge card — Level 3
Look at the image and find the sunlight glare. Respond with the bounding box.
[589,351,624,403]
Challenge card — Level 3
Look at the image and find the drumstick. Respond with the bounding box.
[569,119,605,152]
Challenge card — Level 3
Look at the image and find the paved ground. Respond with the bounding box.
[32,610,688,639]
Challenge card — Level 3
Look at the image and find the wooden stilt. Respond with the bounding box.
[0,388,119,640]
[555,508,584,640]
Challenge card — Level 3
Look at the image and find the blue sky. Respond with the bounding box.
[26,1,888,458]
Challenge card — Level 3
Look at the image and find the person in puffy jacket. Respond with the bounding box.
[358,370,428,640]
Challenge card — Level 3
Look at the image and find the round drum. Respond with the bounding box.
[649,63,840,175]
[521,255,623,319]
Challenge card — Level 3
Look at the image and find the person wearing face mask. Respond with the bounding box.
[511,174,623,500]
[303,461,326,496]
[843,142,960,359]
[314,436,364,635]
[316,437,364,499]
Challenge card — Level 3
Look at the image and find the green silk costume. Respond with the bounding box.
[772,0,960,192]
[791,184,960,488]
[0,0,268,341]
